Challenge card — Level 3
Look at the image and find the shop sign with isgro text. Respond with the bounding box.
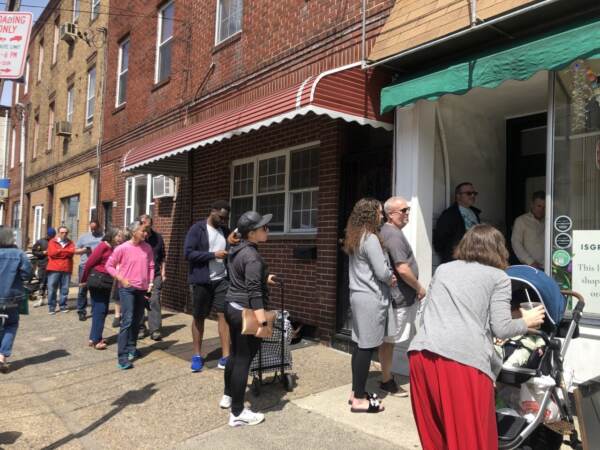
[0,12,33,79]
[572,230,600,315]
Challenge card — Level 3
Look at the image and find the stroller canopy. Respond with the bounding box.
[506,265,566,325]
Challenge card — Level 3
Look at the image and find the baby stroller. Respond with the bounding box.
[496,265,585,450]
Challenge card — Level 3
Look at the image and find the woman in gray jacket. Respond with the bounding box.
[343,198,396,413]
[408,224,545,450]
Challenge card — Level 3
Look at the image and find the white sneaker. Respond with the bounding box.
[228,409,264,427]
[219,395,232,409]
[34,298,44,307]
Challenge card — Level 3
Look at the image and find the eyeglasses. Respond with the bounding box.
[391,207,411,214]
[262,225,269,231]
[460,191,478,196]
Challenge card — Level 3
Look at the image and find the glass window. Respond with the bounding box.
[33,115,39,159]
[37,40,44,81]
[124,174,155,225]
[230,146,319,233]
[66,85,74,124]
[61,195,80,241]
[116,38,129,106]
[52,20,59,64]
[33,205,44,242]
[47,102,54,150]
[73,0,80,21]
[89,173,98,220]
[91,0,100,21]
[23,57,29,95]
[551,60,600,316]
[86,66,96,125]
[156,1,174,83]
[216,0,243,44]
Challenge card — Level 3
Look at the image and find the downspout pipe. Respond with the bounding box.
[364,0,565,69]
[361,0,367,68]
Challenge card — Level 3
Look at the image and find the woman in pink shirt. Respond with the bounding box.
[81,228,125,350]
[106,221,155,369]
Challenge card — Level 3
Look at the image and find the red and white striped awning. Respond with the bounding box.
[122,63,392,174]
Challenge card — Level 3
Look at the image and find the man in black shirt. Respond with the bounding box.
[140,215,166,341]
[31,227,56,307]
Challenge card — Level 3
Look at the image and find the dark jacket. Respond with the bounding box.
[183,219,230,285]
[225,240,269,310]
[32,238,49,267]
[146,230,166,277]
[433,203,481,263]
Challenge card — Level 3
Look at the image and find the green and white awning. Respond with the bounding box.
[381,18,600,113]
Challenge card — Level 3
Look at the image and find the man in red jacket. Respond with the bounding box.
[47,226,76,314]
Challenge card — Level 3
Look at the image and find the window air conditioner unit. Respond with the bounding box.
[55,121,72,136]
[60,23,77,43]
[152,175,175,198]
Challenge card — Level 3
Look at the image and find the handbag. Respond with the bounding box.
[87,269,114,290]
[241,308,277,338]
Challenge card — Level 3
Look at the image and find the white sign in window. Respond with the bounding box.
[572,230,600,315]
[230,144,319,233]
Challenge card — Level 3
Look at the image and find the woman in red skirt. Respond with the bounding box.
[408,224,545,450]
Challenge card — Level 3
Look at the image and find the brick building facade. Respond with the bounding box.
[99,0,396,341]
[10,0,108,262]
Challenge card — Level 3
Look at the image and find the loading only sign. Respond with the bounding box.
[0,12,33,79]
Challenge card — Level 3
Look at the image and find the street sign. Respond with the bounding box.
[0,12,33,79]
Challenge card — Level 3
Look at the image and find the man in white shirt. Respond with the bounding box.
[511,191,546,269]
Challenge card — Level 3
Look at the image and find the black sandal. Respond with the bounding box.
[350,393,384,413]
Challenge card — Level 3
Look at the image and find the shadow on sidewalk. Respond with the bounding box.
[40,383,159,450]
[8,349,70,372]
[0,431,22,446]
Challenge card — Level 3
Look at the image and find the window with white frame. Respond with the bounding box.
[52,19,59,65]
[216,0,243,44]
[116,38,129,106]
[37,40,44,81]
[230,145,319,233]
[89,173,98,220]
[9,127,15,168]
[32,115,39,159]
[61,195,80,241]
[91,0,100,21]
[124,174,155,225]
[73,0,80,21]
[23,57,29,95]
[155,1,174,83]
[66,85,74,123]
[85,66,96,126]
[47,102,54,150]
[33,205,44,242]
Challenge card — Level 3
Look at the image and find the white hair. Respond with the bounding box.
[0,227,15,247]
[383,196,408,215]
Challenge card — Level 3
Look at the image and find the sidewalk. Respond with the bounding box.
[0,292,421,449]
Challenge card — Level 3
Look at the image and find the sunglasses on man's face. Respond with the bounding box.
[392,207,411,214]
[461,191,478,196]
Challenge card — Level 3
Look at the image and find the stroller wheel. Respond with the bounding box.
[251,377,261,396]
[283,373,294,392]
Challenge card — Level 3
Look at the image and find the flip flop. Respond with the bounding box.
[350,393,384,413]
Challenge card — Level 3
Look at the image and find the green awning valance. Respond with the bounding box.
[381,19,600,113]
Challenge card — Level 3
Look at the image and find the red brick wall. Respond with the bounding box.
[102,114,343,339]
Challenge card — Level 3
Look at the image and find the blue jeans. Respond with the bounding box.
[117,288,145,365]
[77,264,89,313]
[89,287,110,343]
[47,271,71,311]
[0,308,19,357]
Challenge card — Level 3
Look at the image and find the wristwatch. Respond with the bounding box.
[260,321,268,327]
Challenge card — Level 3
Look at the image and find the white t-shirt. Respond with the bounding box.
[207,224,227,281]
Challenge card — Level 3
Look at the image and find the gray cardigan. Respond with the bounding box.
[349,233,392,300]
[409,260,527,380]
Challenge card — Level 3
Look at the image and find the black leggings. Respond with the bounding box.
[223,304,261,416]
[351,345,377,398]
